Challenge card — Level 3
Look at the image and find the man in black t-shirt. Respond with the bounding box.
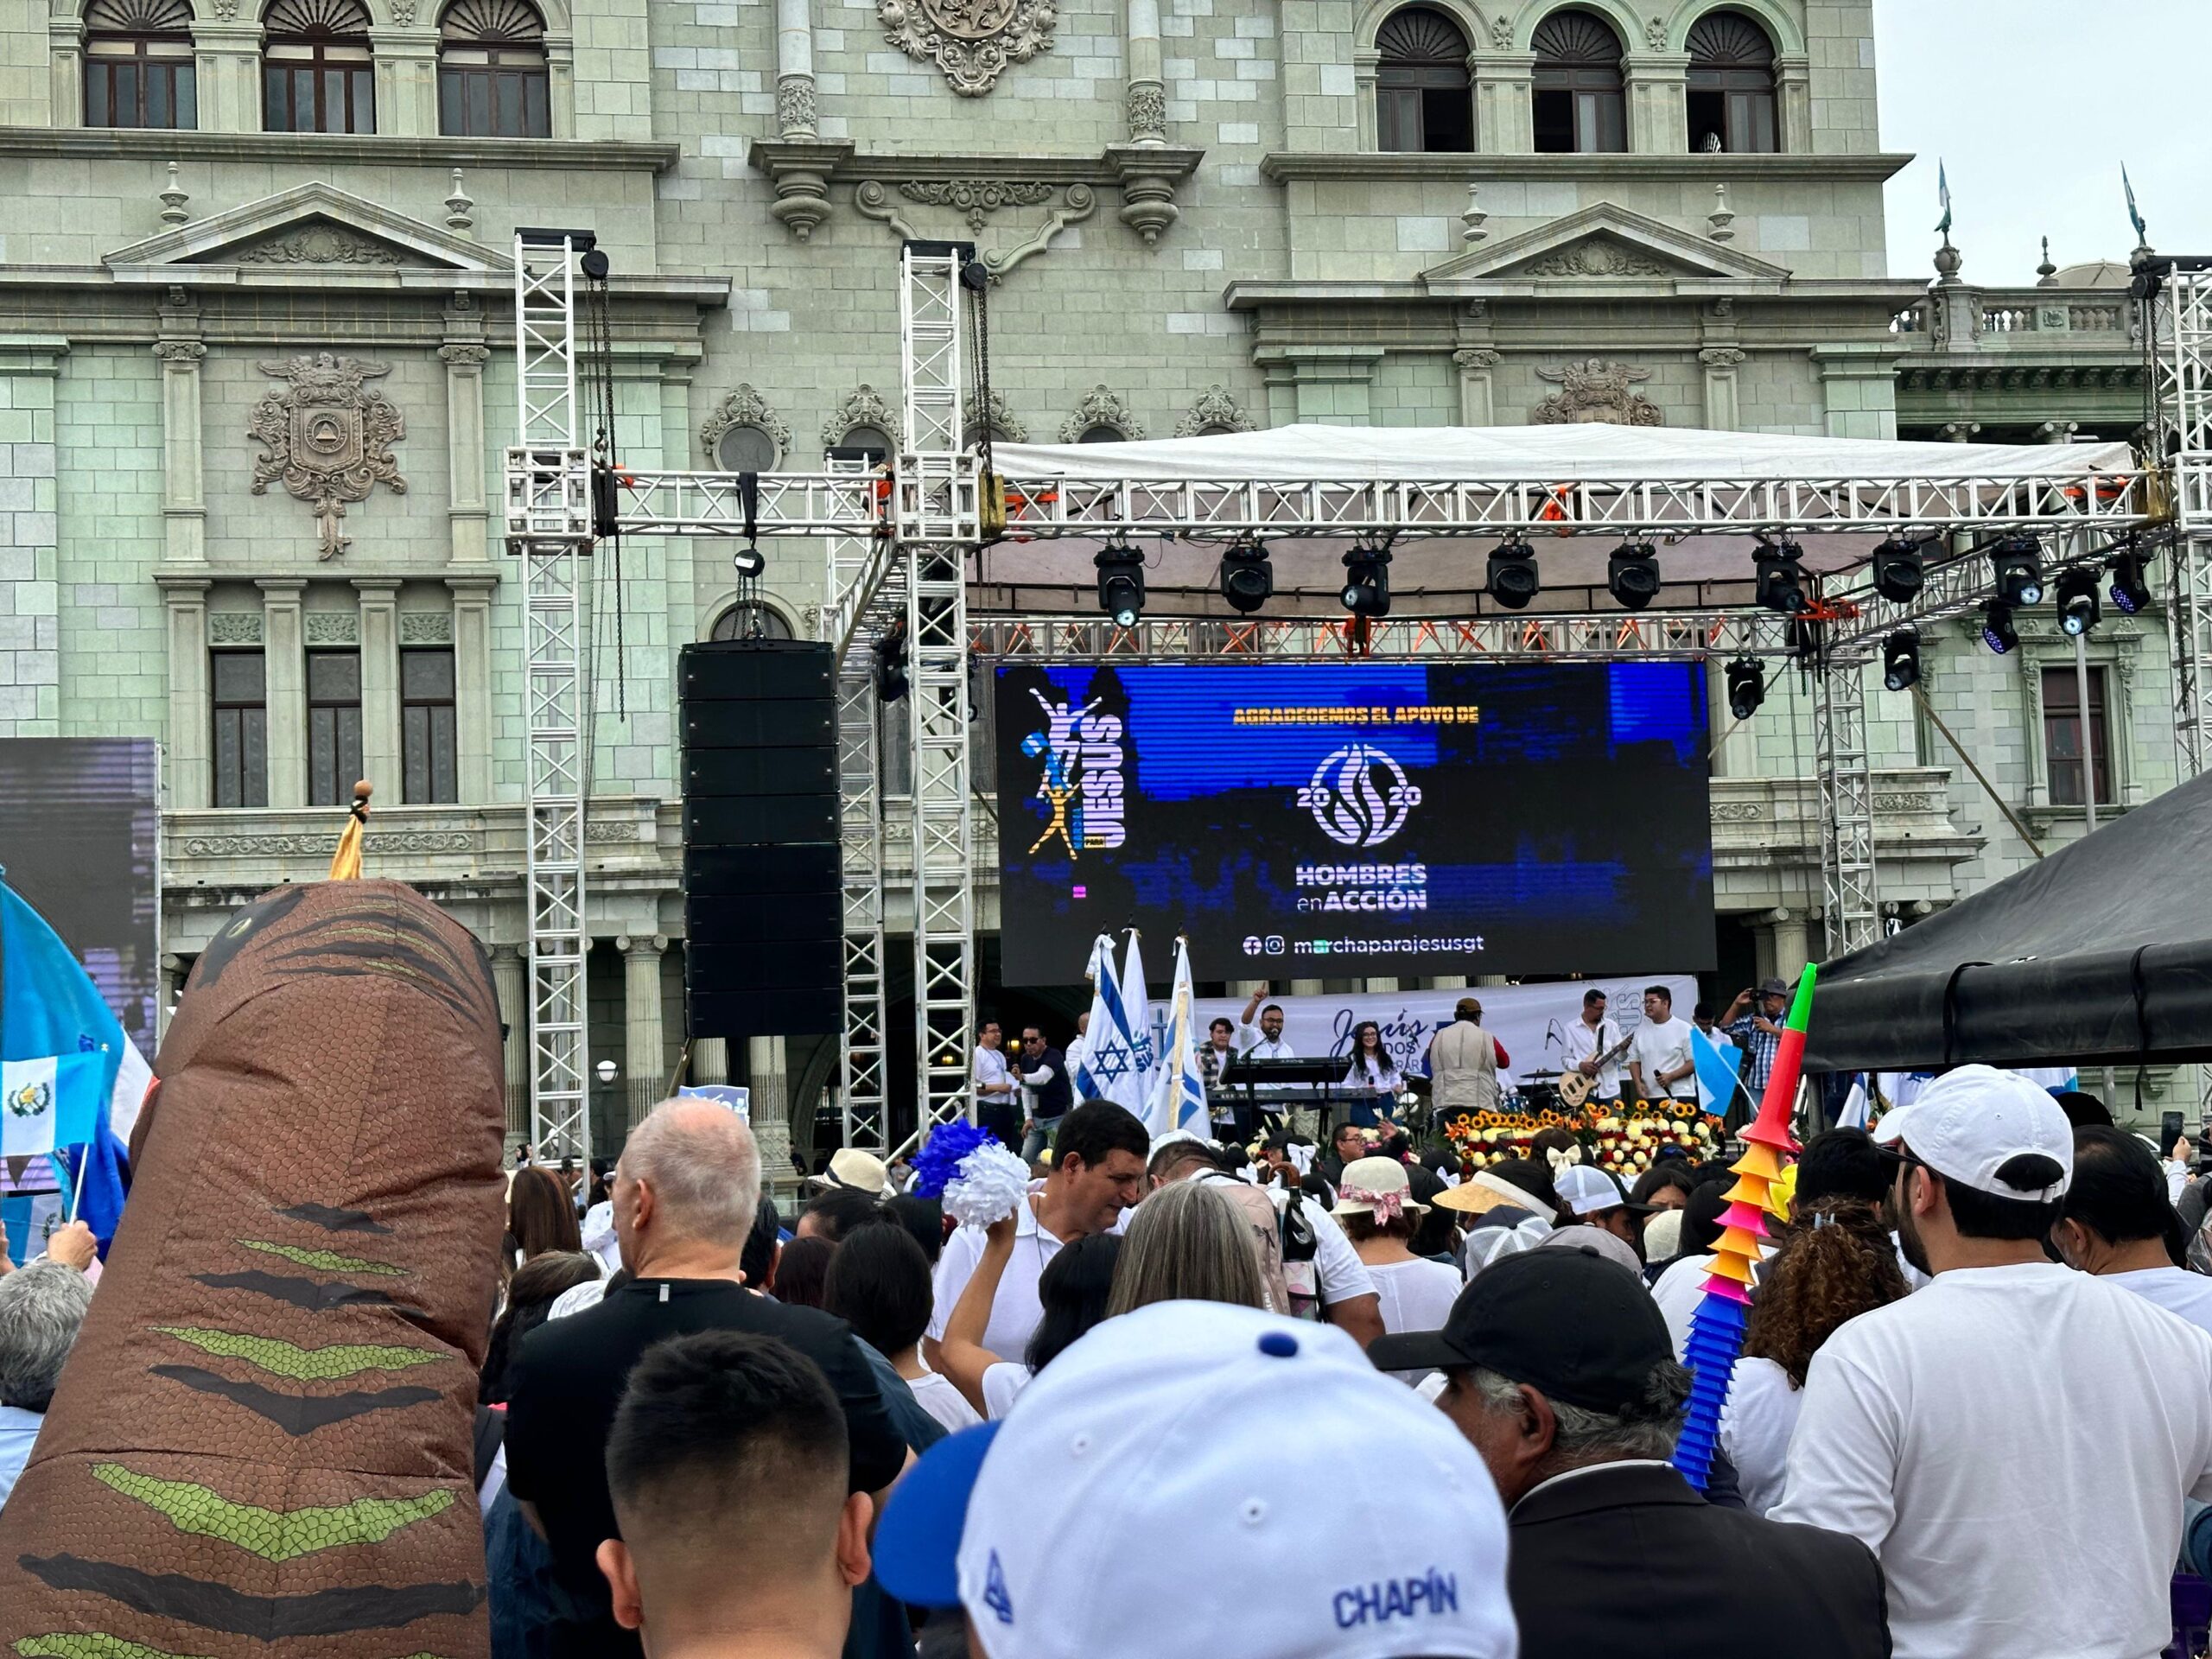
[505,1099,907,1659]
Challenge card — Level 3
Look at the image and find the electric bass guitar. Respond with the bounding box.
[1556,1030,1637,1109]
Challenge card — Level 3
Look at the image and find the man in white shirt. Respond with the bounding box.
[1626,985,1695,1105]
[923,1100,1148,1366]
[1773,1065,2212,1659]
[2054,1123,2212,1337]
[1063,1012,1090,1092]
[1233,985,1298,1120]
[970,1019,1020,1150]
[1559,988,1624,1103]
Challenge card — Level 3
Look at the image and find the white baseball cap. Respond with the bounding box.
[875,1300,1516,1659]
[1554,1162,1654,1219]
[1872,1064,2073,1201]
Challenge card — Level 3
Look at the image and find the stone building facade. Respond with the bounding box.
[0,0,2184,1146]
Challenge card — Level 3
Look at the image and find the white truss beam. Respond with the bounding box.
[1811,655,1882,957]
[2152,264,2212,778]
[971,611,1811,662]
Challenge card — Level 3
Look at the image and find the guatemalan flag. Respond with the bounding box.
[2,875,147,1250]
[1146,936,1208,1137]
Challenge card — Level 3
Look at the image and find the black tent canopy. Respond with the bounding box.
[1805,768,2212,1074]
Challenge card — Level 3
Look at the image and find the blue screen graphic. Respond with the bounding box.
[994,662,1713,987]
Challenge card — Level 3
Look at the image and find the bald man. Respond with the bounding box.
[505,1099,907,1659]
[601,1329,872,1659]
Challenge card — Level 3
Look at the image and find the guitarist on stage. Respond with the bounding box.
[1560,988,1626,1108]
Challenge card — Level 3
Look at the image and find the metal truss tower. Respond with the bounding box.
[2150,263,2212,779]
[1810,654,1882,957]
[507,230,594,1165]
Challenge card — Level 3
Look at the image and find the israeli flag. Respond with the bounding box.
[1122,930,1156,1091]
[1071,933,1148,1116]
[1147,937,1208,1136]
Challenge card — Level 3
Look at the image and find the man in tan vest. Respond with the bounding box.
[1428,996,1507,1116]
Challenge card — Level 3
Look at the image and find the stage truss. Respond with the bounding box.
[505,236,2212,1154]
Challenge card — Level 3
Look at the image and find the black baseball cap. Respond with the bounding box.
[1366,1248,1671,1414]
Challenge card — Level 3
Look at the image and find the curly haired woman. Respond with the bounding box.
[1725,1198,1908,1516]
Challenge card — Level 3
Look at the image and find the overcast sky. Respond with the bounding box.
[1873,0,2212,285]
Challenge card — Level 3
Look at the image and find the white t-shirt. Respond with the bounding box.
[972,1044,1014,1105]
[1649,1252,1716,1360]
[1365,1256,1463,1384]
[1718,1355,1800,1517]
[928,1194,1067,1362]
[2105,1265,2212,1339]
[1772,1262,2212,1659]
[907,1365,984,1434]
[981,1360,1031,1421]
[1629,1015,1695,1099]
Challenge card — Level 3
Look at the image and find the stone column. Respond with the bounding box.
[447,576,497,805]
[1775,55,1812,154]
[160,578,211,807]
[692,1036,730,1084]
[191,20,264,133]
[370,27,441,135]
[1452,347,1501,427]
[1125,0,1165,140]
[1699,346,1745,432]
[439,337,491,566]
[48,14,81,125]
[775,0,817,137]
[353,578,401,798]
[1468,51,1534,151]
[1812,346,1901,442]
[1352,48,1379,148]
[1252,346,1383,424]
[545,37,575,138]
[620,935,668,1128]
[1767,907,1810,982]
[492,944,529,1139]
[1626,53,1688,153]
[155,328,207,570]
[257,580,307,809]
[747,1035,790,1158]
[0,339,65,738]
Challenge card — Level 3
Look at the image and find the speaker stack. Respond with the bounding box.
[679,640,843,1039]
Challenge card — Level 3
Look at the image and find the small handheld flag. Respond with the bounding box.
[328,779,372,880]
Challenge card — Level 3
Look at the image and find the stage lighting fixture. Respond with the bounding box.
[1095,542,1147,629]
[1217,537,1273,615]
[1340,542,1393,619]
[2109,547,2153,615]
[1486,541,1541,610]
[872,623,908,702]
[1725,657,1766,721]
[2055,566,2101,637]
[1607,541,1662,612]
[1882,627,1922,693]
[1871,537,1926,604]
[1989,534,2044,607]
[1754,541,1809,614]
[1982,598,2019,655]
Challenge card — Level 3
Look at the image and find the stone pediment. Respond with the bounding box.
[105,182,508,280]
[1422,202,1794,289]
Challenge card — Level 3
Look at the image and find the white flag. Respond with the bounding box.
[1122,931,1155,1105]
[1071,933,1147,1116]
[1147,937,1208,1136]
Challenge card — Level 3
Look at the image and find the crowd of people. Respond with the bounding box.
[14,1062,2212,1657]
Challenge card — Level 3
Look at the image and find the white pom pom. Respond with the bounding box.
[944,1141,1033,1228]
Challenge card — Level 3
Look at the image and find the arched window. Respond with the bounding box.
[1685,10,1777,152]
[1077,425,1126,443]
[829,424,893,464]
[85,0,196,129]
[439,0,549,138]
[263,0,372,133]
[1375,6,1471,154]
[709,601,795,642]
[1531,8,1624,153]
[713,423,779,473]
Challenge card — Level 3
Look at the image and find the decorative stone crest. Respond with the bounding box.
[898,179,1056,235]
[390,0,418,21]
[1059,385,1145,443]
[963,390,1027,443]
[1174,385,1256,437]
[1698,346,1747,370]
[303,612,359,645]
[1643,14,1668,48]
[877,0,1058,96]
[398,612,454,645]
[1488,15,1513,48]
[1532,359,1663,427]
[208,613,263,645]
[856,179,1096,281]
[1128,80,1167,141]
[822,384,899,450]
[233,225,403,267]
[1522,240,1669,278]
[153,340,206,365]
[207,0,238,16]
[700,385,794,465]
[246,353,408,561]
[1452,346,1503,371]
[438,343,490,368]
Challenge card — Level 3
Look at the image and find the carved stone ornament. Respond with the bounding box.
[182,831,473,858]
[390,0,418,22]
[822,383,899,450]
[1452,346,1503,371]
[398,612,454,645]
[1489,15,1513,48]
[1058,385,1145,443]
[438,343,490,368]
[777,74,817,137]
[207,613,263,645]
[153,340,206,365]
[1643,14,1669,48]
[207,0,238,16]
[855,179,1096,281]
[1128,79,1167,140]
[1698,346,1748,370]
[232,224,404,267]
[700,385,794,465]
[246,353,408,561]
[899,179,1056,235]
[877,0,1058,96]
[303,612,359,645]
[1532,359,1664,427]
[1174,385,1256,437]
[1522,239,1670,278]
[963,390,1027,443]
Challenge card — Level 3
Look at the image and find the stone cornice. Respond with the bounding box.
[0,128,681,172]
[1259,151,1914,184]
[1223,277,1930,312]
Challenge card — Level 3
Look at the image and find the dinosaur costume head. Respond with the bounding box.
[0,880,508,1659]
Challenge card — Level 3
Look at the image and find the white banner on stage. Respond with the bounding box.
[1192,975,1700,1093]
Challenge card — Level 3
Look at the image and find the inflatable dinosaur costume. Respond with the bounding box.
[0,880,508,1659]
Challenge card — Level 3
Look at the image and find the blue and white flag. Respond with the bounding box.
[1122,930,1155,1095]
[1071,932,1148,1116]
[2124,164,2148,245]
[1147,936,1208,1136]
[1689,1025,1746,1120]
[1935,160,1953,238]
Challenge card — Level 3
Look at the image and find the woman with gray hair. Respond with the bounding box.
[1106,1177,1268,1318]
[0,1259,95,1509]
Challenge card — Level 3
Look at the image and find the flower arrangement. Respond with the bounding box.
[1443,1099,1720,1178]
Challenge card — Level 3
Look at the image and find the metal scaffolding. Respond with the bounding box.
[2148,262,2212,779]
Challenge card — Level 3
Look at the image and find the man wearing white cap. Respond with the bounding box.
[874,1300,1517,1659]
[1552,1163,1656,1263]
[1774,1065,2212,1659]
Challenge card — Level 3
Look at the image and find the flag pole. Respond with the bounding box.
[67,1142,89,1224]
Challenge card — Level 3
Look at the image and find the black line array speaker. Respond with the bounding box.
[680,640,843,1039]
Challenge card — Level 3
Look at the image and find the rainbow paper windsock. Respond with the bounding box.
[1672,963,1815,1490]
